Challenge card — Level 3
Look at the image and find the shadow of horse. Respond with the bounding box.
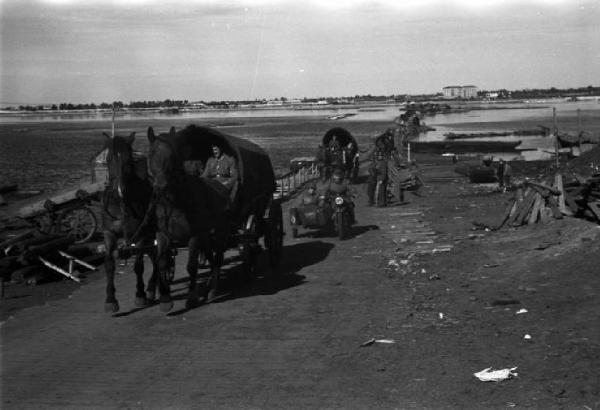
[351,224,380,236]
[165,240,335,316]
[291,222,379,240]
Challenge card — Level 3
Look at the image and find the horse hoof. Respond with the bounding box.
[206,289,218,303]
[104,302,120,313]
[160,301,174,313]
[146,291,156,303]
[134,297,147,307]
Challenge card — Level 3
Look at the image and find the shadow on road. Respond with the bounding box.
[215,240,335,303]
[164,240,335,315]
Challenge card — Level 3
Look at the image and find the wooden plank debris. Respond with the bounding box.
[528,194,543,225]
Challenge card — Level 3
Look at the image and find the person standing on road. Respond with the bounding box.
[366,140,389,207]
[497,159,512,192]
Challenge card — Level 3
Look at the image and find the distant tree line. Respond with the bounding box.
[5,86,598,111]
[478,85,599,99]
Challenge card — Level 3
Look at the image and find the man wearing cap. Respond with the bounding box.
[300,183,320,207]
[325,168,356,223]
[202,144,238,198]
[366,139,389,207]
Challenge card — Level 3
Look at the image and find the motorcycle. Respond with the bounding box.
[289,193,354,240]
[330,193,354,240]
[289,195,334,238]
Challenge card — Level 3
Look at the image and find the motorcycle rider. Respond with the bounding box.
[299,183,319,206]
[324,167,356,224]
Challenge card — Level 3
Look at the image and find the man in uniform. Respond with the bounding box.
[325,168,356,223]
[202,144,238,199]
[497,158,512,192]
[366,139,389,207]
[299,183,319,207]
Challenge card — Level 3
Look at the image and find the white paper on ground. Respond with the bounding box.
[474,367,518,382]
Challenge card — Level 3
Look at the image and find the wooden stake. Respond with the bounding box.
[577,108,582,151]
[528,194,543,224]
[111,105,116,137]
[553,107,559,169]
[554,173,572,216]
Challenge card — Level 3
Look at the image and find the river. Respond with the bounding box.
[1,99,598,194]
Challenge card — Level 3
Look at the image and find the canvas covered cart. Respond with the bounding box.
[173,125,284,273]
[317,127,359,181]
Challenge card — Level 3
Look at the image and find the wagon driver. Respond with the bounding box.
[202,144,239,199]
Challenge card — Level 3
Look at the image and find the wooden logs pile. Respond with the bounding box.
[0,230,101,285]
[497,174,569,229]
[561,172,600,222]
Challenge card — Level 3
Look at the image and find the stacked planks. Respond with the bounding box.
[0,230,101,286]
[497,174,569,229]
[562,172,600,222]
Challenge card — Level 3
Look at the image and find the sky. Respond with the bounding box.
[1,0,599,105]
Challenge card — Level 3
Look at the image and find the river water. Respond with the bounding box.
[1,99,598,194]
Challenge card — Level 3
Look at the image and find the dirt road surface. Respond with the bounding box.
[2,158,599,409]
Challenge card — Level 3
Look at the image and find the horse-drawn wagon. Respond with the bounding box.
[144,125,284,310]
[317,127,359,182]
[169,125,283,270]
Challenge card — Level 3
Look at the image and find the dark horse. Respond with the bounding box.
[102,132,159,313]
[147,126,232,312]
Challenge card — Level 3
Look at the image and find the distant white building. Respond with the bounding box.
[443,85,478,99]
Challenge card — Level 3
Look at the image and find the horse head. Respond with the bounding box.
[104,132,136,199]
[147,126,177,191]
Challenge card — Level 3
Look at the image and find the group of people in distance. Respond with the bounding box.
[317,136,359,182]
[299,124,416,223]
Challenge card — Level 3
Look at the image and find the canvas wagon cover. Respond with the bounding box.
[174,125,276,213]
[322,127,358,154]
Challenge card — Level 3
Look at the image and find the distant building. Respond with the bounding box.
[442,85,478,99]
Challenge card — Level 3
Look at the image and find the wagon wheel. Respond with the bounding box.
[265,200,284,268]
[57,206,98,244]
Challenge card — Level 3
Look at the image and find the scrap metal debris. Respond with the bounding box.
[360,338,396,347]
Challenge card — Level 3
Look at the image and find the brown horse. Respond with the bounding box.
[101,132,159,313]
[147,126,232,312]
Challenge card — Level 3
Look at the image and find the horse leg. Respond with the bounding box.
[206,236,225,302]
[185,236,201,309]
[156,232,174,313]
[145,243,158,304]
[103,231,120,313]
[133,244,148,307]
[209,249,224,302]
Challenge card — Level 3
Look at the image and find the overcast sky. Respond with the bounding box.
[1,0,599,105]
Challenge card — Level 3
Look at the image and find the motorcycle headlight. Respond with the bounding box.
[335,196,344,206]
[290,215,296,224]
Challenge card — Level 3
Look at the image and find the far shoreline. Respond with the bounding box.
[0,98,562,118]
